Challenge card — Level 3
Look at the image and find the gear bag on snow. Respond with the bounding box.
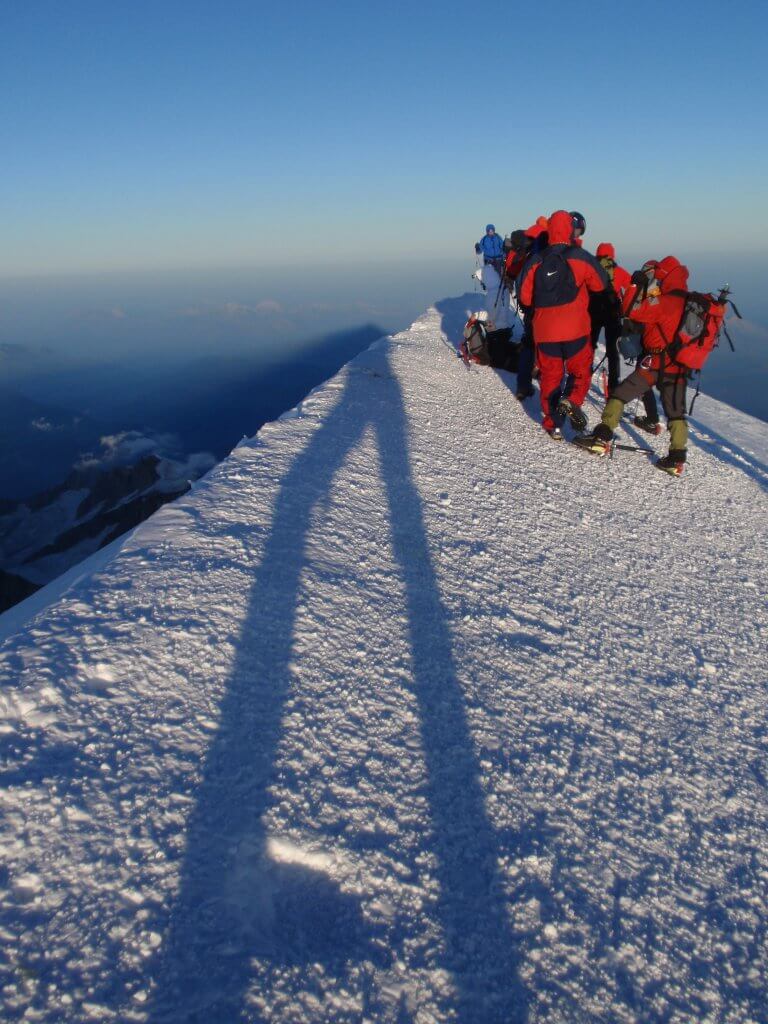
[461,316,520,371]
[533,247,578,308]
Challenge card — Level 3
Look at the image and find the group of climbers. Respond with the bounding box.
[468,211,734,477]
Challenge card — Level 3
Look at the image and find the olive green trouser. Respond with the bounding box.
[602,368,689,451]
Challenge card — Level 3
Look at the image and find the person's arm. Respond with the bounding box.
[628,296,672,352]
[574,253,611,294]
[629,298,664,325]
[613,265,632,297]
[621,283,639,316]
[517,257,538,306]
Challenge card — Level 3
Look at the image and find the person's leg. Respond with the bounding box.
[590,319,602,365]
[574,369,655,450]
[606,369,655,426]
[516,332,534,396]
[553,338,591,431]
[482,263,501,321]
[604,319,621,391]
[660,374,689,454]
[537,343,566,432]
[562,338,593,408]
[641,388,660,423]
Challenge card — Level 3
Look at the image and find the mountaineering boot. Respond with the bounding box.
[557,398,588,433]
[633,416,663,436]
[546,426,564,441]
[655,449,686,477]
[573,422,612,457]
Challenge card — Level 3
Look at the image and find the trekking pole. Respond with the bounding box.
[611,441,655,455]
[593,352,606,391]
[494,269,506,310]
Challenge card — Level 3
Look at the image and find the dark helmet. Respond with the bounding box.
[570,211,586,237]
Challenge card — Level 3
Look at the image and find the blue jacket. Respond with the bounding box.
[477,233,504,259]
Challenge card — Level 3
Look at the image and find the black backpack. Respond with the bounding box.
[533,246,578,308]
[589,255,621,321]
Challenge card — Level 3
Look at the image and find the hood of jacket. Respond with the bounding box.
[655,255,689,293]
[524,215,549,239]
[596,242,615,260]
[547,210,574,246]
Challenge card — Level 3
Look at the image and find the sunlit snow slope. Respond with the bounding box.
[1,296,767,1024]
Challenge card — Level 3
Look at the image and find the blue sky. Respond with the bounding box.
[1,0,767,275]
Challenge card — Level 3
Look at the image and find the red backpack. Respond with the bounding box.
[668,286,740,371]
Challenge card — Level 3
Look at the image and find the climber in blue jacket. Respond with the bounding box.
[475,224,505,269]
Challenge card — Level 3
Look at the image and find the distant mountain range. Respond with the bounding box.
[0,441,216,613]
[0,323,385,612]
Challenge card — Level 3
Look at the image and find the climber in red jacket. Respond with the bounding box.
[575,256,691,475]
[517,209,610,438]
[589,242,633,392]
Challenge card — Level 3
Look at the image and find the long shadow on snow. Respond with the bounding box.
[688,417,768,493]
[148,341,528,1023]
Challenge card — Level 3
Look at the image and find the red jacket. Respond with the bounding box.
[505,249,527,279]
[623,255,689,374]
[517,210,609,343]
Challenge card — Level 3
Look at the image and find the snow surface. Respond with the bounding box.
[1,295,767,1023]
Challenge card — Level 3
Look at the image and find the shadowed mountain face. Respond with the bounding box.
[0,445,216,613]
[0,324,385,612]
[1,324,386,500]
[0,387,110,500]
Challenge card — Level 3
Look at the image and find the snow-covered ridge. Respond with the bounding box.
[1,297,767,1023]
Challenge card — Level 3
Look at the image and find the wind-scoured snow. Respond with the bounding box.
[1,295,767,1023]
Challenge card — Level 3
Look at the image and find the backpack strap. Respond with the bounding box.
[688,371,702,415]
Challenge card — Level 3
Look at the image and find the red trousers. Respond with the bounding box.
[536,337,592,431]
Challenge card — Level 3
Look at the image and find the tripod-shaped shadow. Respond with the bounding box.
[148,342,527,1022]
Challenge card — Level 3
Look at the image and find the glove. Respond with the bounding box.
[474,243,481,255]
[630,270,647,288]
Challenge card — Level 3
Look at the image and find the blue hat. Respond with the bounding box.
[486,224,495,232]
